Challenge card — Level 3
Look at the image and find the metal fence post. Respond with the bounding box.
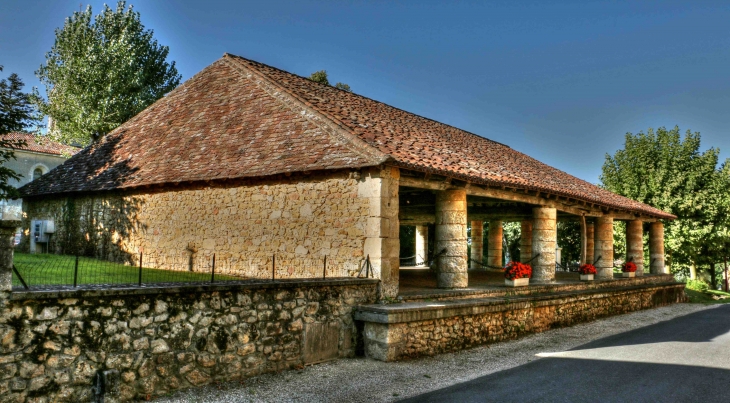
[272,254,276,281]
[211,254,216,283]
[138,252,143,286]
[73,255,79,288]
[323,255,327,279]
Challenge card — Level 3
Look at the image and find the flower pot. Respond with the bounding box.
[505,278,529,287]
[579,274,594,281]
[621,272,635,278]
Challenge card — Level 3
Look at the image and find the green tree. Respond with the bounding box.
[34,1,181,145]
[503,222,521,263]
[601,126,730,280]
[557,221,582,268]
[0,65,37,199]
[308,70,352,92]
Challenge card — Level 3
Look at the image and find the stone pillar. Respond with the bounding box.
[594,216,614,279]
[487,220,503,269]
[649,222,666,274]
[626,220,644,276]
[520,220,532,264]
[435,188,468,288]
[359,167,400,298]
[531,207,556,283]
[586,222,595,265]
[470,221,483,269]
[0,220,20,292]
[415,225,428,266]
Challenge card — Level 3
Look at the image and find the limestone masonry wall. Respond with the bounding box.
[0,280,377,402]
[359,283,686,361]
[22,171,372,279]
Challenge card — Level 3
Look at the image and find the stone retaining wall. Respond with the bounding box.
[356,282,686,361]
[0,279,377,402]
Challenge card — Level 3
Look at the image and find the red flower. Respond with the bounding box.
[622,262,637,273]
[505,261,532,280]
[579,264,596,275]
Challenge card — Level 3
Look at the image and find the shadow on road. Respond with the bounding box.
[400,358,730,403]
[571,304,730,349]
[400,305,730,402]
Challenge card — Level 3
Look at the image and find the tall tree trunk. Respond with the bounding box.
[709,263,717,290]
[690,261,697,280]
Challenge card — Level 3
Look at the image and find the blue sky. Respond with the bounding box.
[2,0,729,183]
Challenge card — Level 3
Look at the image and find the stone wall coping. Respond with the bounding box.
[398,274,676,302]
[10,277,379,301]
[355,282,685,324]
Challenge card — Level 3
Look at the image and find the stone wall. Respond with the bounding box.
[22,171,374,279]
[356,282,686,361]
[0,279,377,402]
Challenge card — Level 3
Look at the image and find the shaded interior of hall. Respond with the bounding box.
[397,185,658,296]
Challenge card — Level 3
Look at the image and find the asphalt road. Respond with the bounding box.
[401,304,730,403]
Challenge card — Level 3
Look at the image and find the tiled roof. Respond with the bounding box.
[1,132,79,156]
[17,60,383,196]
[19,53,673,219]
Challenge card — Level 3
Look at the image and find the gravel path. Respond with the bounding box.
[154,303,714,403]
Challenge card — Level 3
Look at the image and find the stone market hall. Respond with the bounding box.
[19,53,675,299]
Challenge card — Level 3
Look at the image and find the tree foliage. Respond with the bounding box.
[308,70,352,92]
[503,222,521,263]
[0,65,37,200]
[557,221,581,267]
[600,126,730,279]
[35,1,181,145]
[0,67,39,134]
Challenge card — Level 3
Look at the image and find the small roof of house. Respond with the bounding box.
[2,132,79,156]
[18,53,674,219]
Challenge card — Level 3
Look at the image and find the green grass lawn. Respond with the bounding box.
[13,253,241,288]
[685,288,730,304]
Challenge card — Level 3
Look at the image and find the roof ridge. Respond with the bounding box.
[222,54,389,166]
[222,53,510,149]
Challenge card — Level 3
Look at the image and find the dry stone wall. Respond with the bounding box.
[22,171,373,279]
[0,280,377,402]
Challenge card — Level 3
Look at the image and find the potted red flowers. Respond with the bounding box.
[504,261,532,287]
[578,264,596,281]
[622,261,637,278]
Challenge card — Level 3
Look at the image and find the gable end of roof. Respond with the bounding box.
[223,54,389,166]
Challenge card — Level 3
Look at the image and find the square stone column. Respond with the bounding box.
[470,221,483,269]
[415,225,428,266]
[0,220,21,292]
[359,167,400,298]
[531,207,556,283]
[487,220,503,269]
[626,220,644,276]
[649,222,666,274]
[594,216,614,279]
[520,220,532,264]
[585,222,595,265]
[435,188,468,288]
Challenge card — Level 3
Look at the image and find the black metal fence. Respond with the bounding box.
[12,251,374,291]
